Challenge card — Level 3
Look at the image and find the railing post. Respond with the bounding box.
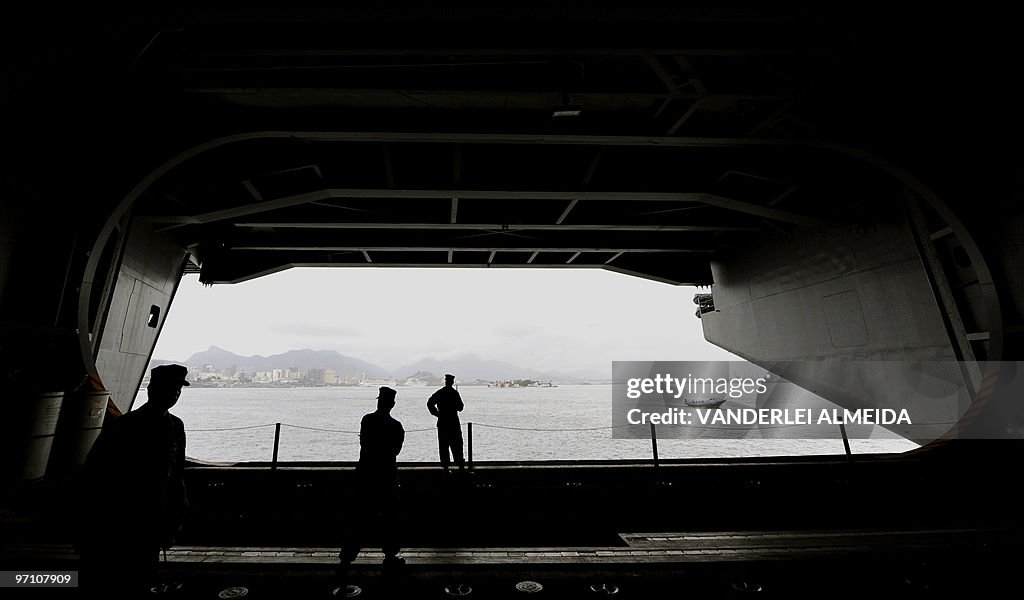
[272,422,281,470]
[467,422,473,470]
[650,422,659,468]
[839,423,852,461]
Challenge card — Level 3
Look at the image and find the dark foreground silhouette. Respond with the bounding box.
[336,385,406,595]
[77,364,190,595]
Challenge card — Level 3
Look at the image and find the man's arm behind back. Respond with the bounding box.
[394,421,405,457]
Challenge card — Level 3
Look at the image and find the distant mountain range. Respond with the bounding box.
[168,346,391,378]
[152,346,606,383]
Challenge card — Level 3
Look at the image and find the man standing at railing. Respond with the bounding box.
[337,386,406,595]
[427,373,465,473]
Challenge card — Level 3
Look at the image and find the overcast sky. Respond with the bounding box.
[152,267,736,374]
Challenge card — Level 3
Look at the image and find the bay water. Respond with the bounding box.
[136,385,917,463]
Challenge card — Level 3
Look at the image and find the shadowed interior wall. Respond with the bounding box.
[703,221,954,360]
[94,222,189,413]
[700,219,973,442]
[995,215,1024,333]
[0,199,12,315]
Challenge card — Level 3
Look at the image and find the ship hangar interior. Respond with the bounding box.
[1,6,1023,598]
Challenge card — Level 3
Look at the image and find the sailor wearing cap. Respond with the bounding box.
[79,363,190,593]
[427,373,465,472]
[356,386,404,476]
[337,384,406,583]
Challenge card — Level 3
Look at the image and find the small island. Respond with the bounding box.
[488,379,557,388]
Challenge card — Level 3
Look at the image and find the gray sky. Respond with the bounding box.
[153,267,736,374]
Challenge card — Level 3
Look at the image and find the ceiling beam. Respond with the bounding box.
[160,130,854,150]
[278,131,796,147]
[186,48,803,59]
[235,222,760,232]
[768,185,799,206]
[556,149,605,225]
[644,53,708,135]
[201,262,710,287]
[602,265,696,286]
[149,190,334,226]
[230,246,715,253]
[667,100,704,135]
[582,149,604,186]
[147,188,825,226]
[716,169,786,185]
[672,55,708,95]
[644,54,683,95]
[241,179,264,202]
[555,200,579,225]
[748,98,795,137]
[182,87,794,102]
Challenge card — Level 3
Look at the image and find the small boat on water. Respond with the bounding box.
[684,398,727,408]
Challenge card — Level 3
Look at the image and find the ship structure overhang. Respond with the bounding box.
[135,134,890,286]
[0,6,1021,450]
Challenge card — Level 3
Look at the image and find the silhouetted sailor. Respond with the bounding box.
[78,364,189,594]
[337,386,406,593]
[427,373,465,472]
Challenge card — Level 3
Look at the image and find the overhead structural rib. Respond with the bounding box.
[229,246,716,253]
[143,189,828,227]
[232,222,760,232]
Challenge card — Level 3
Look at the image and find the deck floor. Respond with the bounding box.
[1,527,1014,597]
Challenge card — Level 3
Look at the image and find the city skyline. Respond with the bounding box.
[152,344,610,385]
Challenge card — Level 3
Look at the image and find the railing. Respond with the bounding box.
[185,420,864,468]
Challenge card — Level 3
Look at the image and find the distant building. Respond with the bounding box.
[308,368,326,385]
